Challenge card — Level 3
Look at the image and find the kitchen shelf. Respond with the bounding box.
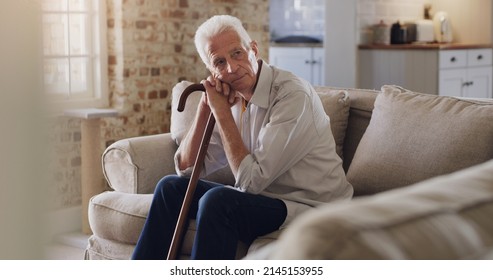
[358,43,493,50]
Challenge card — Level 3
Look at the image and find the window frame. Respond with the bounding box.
[42,0,108,111]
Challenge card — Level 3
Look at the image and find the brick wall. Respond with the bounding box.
[50,0,269,210]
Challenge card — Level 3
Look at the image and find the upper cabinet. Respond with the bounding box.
[269,0,324,43]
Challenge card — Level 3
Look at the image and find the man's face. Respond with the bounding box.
[206,30,259,95]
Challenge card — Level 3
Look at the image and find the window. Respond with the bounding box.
[42,0,108,109]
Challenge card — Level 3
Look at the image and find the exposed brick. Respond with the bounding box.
[179,0,188,8]
[136,20,147,29]
[160,89,168,99]
[174,44,182,53]
[71,157,81,167]
[151,67,160,76]
[148,90,158,99]
[170,10,185,18]
[73,132,81,142]
[140,67,149,76]
[108,55,117,65]
[107,19,115,28]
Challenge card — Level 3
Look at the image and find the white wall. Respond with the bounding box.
[432,0,492,44]
[325,0,357,87]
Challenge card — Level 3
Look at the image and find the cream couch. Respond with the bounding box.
[85,82,493,260]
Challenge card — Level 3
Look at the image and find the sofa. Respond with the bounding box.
[85,81,493,260]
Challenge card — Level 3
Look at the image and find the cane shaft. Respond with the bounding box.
[167,112,215,260]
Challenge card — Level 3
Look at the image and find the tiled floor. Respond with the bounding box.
[43,232,89,260]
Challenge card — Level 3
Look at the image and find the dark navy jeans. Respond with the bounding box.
[131,175,287,260]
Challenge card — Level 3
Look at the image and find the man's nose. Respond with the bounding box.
[226,59,238,73]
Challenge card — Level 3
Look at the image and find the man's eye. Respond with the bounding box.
[215,60,225,67]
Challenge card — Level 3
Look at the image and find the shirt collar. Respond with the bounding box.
[249,59,272,109]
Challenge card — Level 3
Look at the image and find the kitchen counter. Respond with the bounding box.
[270,42,323,48]
[359,43,492,50]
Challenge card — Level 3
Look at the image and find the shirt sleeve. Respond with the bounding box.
[174,128,229,178]
[235,90,323,194]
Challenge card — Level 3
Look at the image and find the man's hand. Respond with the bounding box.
[202,76,239,114]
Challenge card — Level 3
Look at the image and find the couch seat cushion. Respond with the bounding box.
[88,191,249,258]
[347,85,493,196]
[88,191,152,245]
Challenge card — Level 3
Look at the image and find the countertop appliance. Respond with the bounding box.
[415,19,434,43]
[433,11,453,43]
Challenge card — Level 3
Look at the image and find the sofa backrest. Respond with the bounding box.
[315,87,379,172]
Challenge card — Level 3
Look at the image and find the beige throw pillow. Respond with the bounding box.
[347,85,493,196]
[170,80,201,145]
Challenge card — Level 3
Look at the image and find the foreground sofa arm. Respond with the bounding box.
[250,159,493,260]
[102,133,178,194]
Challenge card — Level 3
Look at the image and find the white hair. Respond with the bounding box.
[194,15,253,68]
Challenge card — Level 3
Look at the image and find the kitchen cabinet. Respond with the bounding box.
[358,49,438,94]
[439,49,492,98]
[269,46,325,86]
[358,46,493,99]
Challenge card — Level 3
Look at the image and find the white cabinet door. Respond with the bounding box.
[312,47,325,86]
[439,66,492,98]
[466,66,493,98]
[269,46,325,85]
[439,68,468,97]
[269,47,312,82]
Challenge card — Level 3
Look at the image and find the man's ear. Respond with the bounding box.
[250,40,259,58]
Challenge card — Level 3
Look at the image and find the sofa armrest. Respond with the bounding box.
[102,133,178,194]
[253,159,493,260]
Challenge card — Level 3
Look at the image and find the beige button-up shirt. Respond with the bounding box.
[176,61,353,226]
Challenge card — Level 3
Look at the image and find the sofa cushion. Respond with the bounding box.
[314,87,350,158]
[260,159,493,259]
[88,191,247,259]
[88,191,153,245]
[171,81,351,159]
[347,85,493,196]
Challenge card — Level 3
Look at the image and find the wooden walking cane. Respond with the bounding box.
[167,83,214,260]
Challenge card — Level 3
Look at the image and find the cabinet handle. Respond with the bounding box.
[462,81,474,87]
[450,57,456,62]
[477,55,483,60]
[305,60,310,64]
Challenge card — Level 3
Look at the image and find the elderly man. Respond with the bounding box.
[131,15,352,260]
